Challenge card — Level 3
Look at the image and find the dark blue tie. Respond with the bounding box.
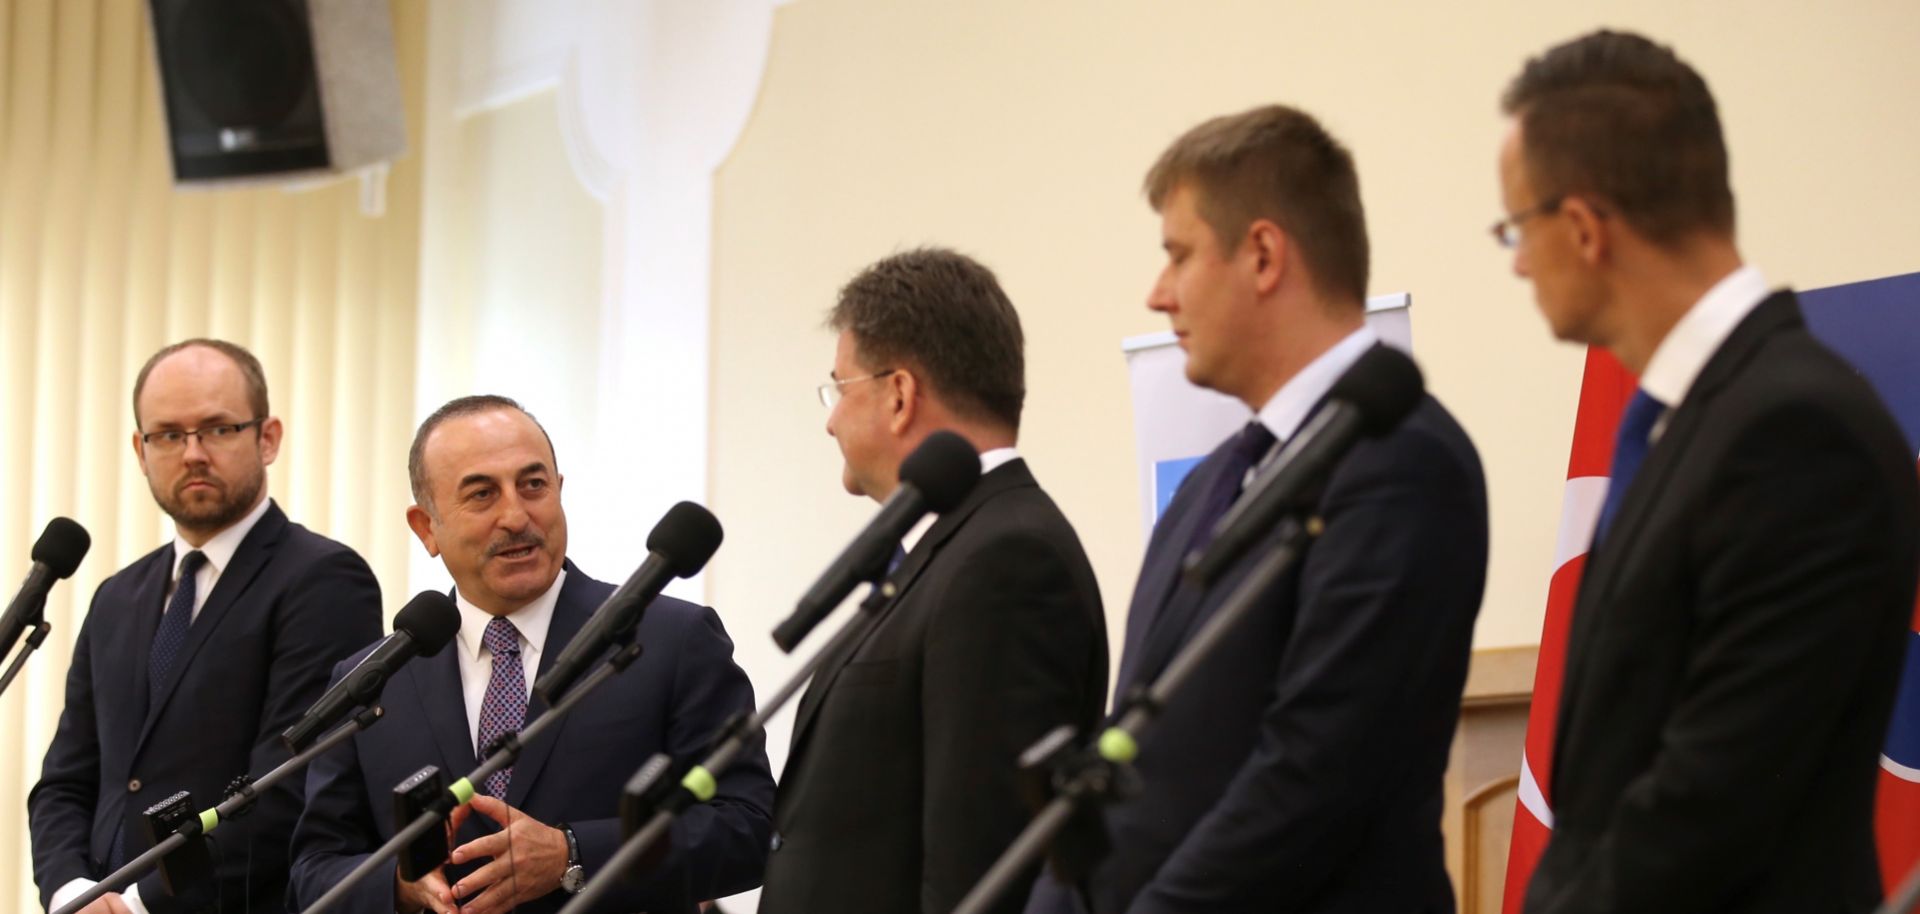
[1594,389,1667,546]
[149,549,207,708]
[1186,421,1279,553]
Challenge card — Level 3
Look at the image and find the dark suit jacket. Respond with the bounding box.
[1084,378,1487,914]
[29,500,384,913]
[759,458,1109,914]
[287,561,774,914]
[1523,291,1920,914]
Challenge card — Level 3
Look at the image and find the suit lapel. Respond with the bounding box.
[102,550,172,769]
[505,565,594,806]
[1553,291,1802,774]
[788,461,1032,755]
[412,645,478,776]
[1113,437,1243,694]
[134,504,289,758]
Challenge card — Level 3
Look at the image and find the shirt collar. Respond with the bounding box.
[170,494,272,581]
[978,447,1020,476]
[453,569,567,661]
[1254,325,1379,441]
[1638,265,1770,408]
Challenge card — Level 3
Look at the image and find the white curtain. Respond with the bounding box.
[0,1,426,907]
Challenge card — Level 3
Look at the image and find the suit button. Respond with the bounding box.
[128,779,142,793]
[769,831,783,852]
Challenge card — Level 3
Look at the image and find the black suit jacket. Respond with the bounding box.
[287,561,774,914]
[29,501,383,913]
[1523,291,1920,914]
[1082,376,1487,914]
[759,458,1109,914]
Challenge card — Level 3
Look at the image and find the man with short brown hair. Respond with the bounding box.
[1039,104,1488,914]
[31,339,383,914]
[1497,31,1920,914]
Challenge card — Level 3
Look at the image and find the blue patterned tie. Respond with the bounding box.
[477,616,527,798]
[1594,388,1667,546]
[149,549,207,708]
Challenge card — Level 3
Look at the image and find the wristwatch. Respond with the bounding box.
[558,822,586,894]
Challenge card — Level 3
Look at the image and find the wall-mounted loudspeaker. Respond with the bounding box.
[146,0,405,184]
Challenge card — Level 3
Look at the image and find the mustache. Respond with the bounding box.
[486,530,546,558]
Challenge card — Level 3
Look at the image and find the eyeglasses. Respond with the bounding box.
[1489,196,1564,249]
[139,418,266,453]
[817,369,897,408]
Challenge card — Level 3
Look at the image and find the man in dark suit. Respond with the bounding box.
[1497,32,1920,914]
[288,395,773,914]
[757,248,1108,914]
[30,339,384,914]
[1032,105,1488,914]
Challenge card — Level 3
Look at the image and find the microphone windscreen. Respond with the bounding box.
[646,501,724,579]
[31,517,91,579]
[1329,346,1426,437]
[900,430,981,513]
[394,591,462,657]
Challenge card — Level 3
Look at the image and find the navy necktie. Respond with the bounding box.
[1186,420,1279,553]
[149,549,207,707]
[477,616,527,798]
[1594,388,1667,546]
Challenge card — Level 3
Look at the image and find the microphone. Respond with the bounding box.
[771,430,980,653]
[1,518,91,656]
[281,592,460,751]
[1184,345,1425,586]
[533,501,723,704]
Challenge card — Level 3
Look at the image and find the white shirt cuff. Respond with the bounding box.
[48,878,150,914]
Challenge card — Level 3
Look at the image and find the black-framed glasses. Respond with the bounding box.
[1490,196,1564,249]
[139,418,266,453]
[817,369,897,408]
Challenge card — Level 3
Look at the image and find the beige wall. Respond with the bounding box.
[708,0,1920,695]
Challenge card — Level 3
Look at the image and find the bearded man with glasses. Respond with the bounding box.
[30,338,382,914]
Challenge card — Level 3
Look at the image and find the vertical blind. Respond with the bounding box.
[0,1,425,907]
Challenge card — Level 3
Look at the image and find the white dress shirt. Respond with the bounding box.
[453,571,565,757]
[49,494,276,914]
[1637,264,1771,443]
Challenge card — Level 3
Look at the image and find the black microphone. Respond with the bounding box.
[1184,345,1425,586]
[1,518,91,657]
[281,592,460,751]
[533,501,723,704]
[772,430,981,653]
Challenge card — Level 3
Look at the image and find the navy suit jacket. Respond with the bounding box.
[1523,292,1920,914]
[1066,379,1487,914]
[29,501,384,913]
[287,561,774,914]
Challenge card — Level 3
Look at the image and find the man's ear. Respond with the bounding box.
[405,504,441,557]
[1563,196,1610,267]
[1245,219,1289,296]
[887,370,919,437]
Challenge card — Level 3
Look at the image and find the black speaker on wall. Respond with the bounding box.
[147,0,405,185]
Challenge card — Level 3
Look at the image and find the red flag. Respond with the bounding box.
[1500,347,1635,913]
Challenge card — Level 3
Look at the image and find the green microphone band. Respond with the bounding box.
[449,778,476,805]
[682,766,718,802]
[1098,727,1138,764]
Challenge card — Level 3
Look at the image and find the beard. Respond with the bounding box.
[153,462,267,537]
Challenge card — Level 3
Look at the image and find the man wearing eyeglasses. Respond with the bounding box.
[1497,32,1920,914]
[758,248,1108,914]
[30,338,383,914]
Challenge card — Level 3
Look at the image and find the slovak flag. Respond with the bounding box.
[1501,271,1920,912]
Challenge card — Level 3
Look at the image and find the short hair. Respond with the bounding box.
[827,248,1026,431]
[408,395,558,509]
[1501,29,1735,243]
[132,338,270,426]
[1144,104,1370,306]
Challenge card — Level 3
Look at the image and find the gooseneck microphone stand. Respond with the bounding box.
[305,639,647,914]
[951,515,1318,914]
[53,706,386,914]
[0,619,50,699]
[556,570,907,914]
[1879,859,1920,914]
